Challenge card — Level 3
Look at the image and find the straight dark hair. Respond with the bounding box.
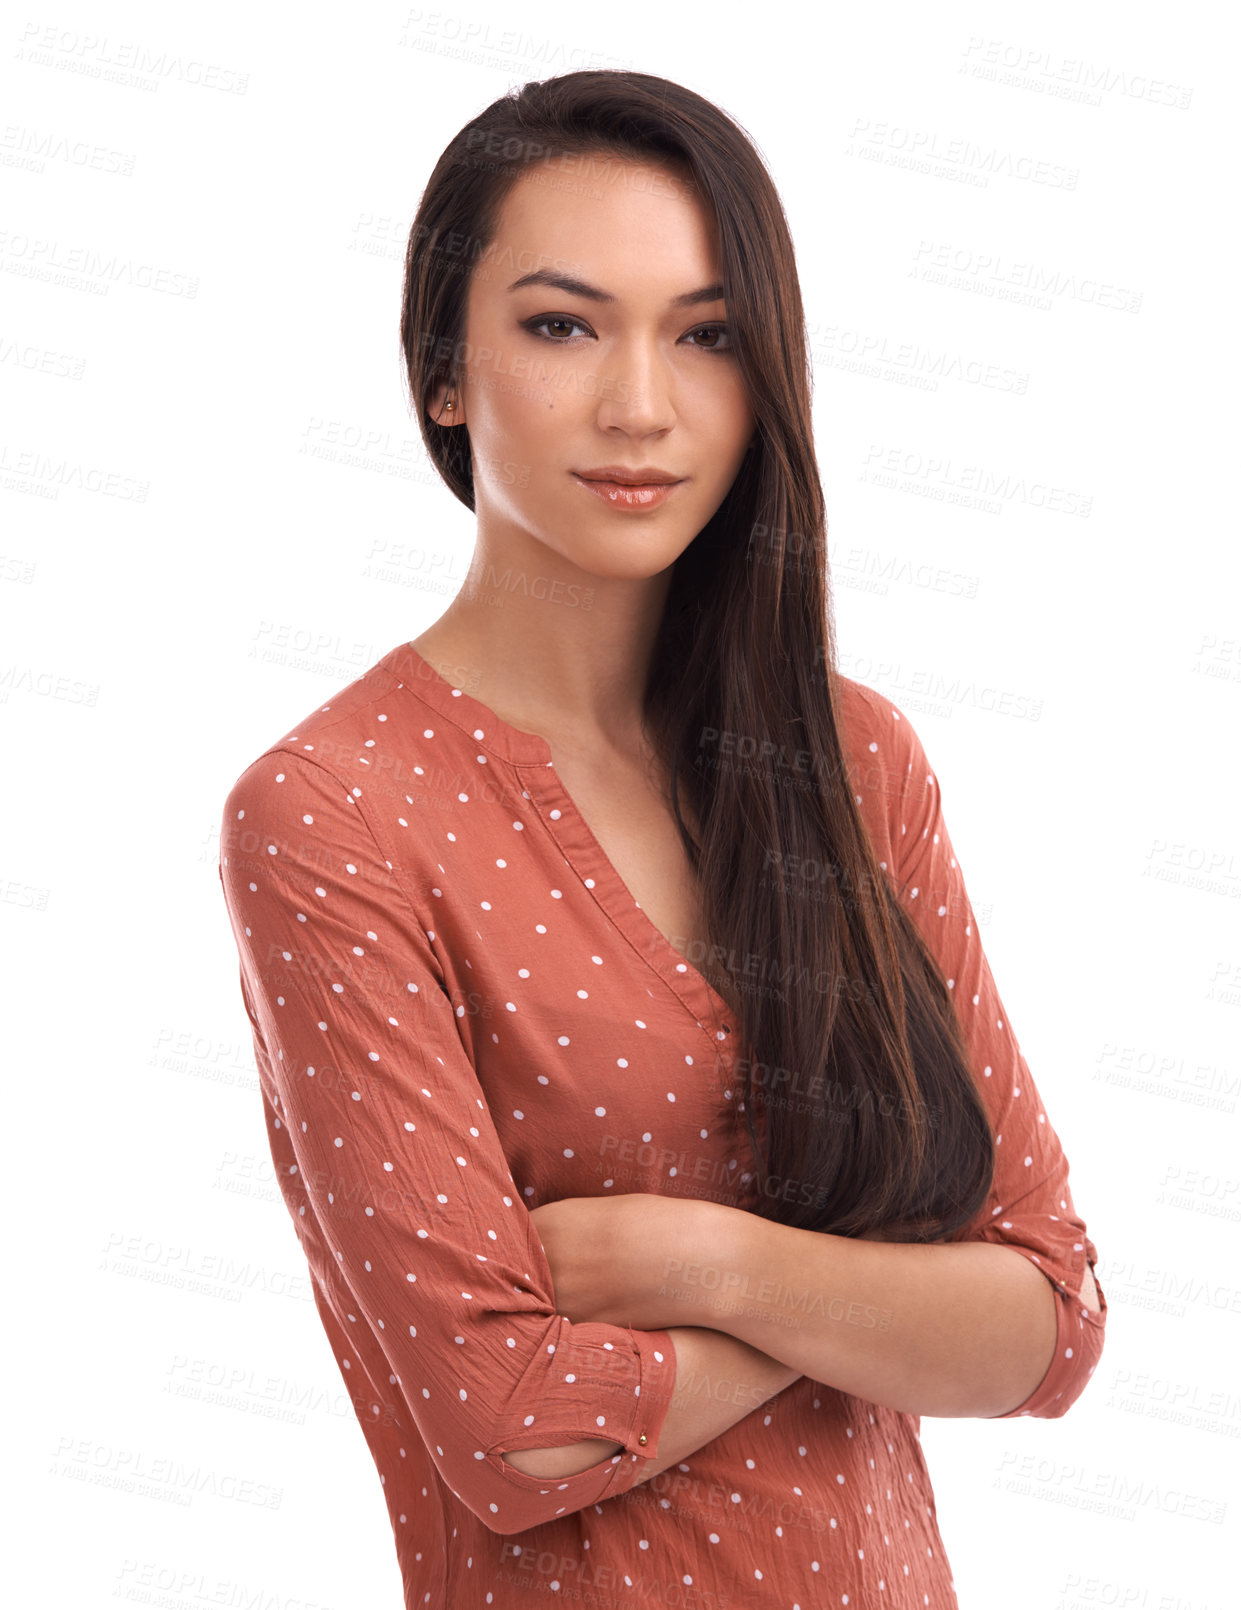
[398,69,994,1243]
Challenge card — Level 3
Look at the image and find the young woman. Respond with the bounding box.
[219,69,1107,1609]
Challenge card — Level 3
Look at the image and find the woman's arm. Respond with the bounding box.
[514,1194,801,1480]
[531,1190,1095,1421]
[628,1323,801,1484]
[219,753,685,1534]
[590,685,1111,1424]
[502,1323,800,1481]
[628,1201,1063,1418]
[527,689,1110,1434]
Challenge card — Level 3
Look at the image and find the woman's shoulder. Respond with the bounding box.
[219,643,442,835]
[831,673,939,876]
[832,671,929,778]
[233,643,404,764]
[226,642,461,794]
[218,641,511,885]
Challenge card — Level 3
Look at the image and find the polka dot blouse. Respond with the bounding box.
[218,641,1107,1609]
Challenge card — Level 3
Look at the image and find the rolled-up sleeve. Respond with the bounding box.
[860,691,1108,1420]
[218,748,679,1533]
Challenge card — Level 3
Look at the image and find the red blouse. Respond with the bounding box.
[218,641,1107,1608]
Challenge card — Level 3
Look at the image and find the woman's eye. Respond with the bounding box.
[524,317,732,350]
[526,316,591,342]
[685,324,732,352]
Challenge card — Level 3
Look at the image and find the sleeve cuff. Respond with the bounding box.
[991,1253,1108,1419]
[484,1318,679,1479]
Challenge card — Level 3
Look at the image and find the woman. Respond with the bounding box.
[219,69,1106,1608]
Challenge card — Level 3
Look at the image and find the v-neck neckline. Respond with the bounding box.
[380,641,739,1049]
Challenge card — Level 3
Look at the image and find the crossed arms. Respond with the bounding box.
[505,1191,1102,1481]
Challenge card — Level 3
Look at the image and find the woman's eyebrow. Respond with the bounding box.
[506,269,725,307]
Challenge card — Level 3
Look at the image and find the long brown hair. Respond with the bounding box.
[399,70,994,1243]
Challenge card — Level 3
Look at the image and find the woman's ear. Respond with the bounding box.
[427,379,465,427]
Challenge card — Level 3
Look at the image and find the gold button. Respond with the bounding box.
[638,1433,647,1445]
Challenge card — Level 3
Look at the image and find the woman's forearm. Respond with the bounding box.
[631,1324,801,1485]
[642,1201,1060,1419]
[500,1326,799,1482]
[520,1194,801,1483]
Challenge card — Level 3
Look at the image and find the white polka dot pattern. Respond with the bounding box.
[216,643,1106,1609]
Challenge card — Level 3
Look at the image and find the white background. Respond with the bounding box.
[3,2,1237,1606]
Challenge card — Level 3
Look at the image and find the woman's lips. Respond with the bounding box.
[571,473,683,509]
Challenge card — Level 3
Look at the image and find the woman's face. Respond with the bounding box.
[442,156,757,581]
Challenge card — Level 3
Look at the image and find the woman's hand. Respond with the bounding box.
[529,1192,707,1329]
